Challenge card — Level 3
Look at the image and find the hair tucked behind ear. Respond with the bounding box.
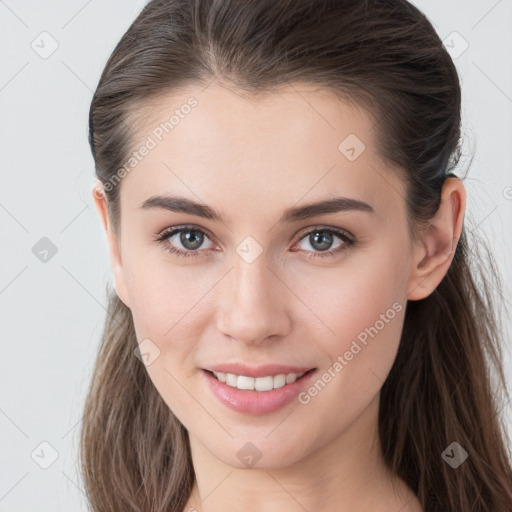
[81,0,512,510]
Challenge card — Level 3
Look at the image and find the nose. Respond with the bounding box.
[216,254,292,346]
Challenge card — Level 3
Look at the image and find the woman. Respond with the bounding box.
[80,0,512,510]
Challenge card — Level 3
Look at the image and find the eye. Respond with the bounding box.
[293,227,355,260]
[153,225,217,258]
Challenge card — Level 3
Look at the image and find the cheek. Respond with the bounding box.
[293,244,407,342]
[289,243,409,404]
[123,259,216,426]
[123,252,218,357]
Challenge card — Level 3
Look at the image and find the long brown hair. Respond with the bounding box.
[81,1,512,510]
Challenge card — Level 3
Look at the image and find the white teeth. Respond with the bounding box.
[273,374,286,389]
[237,375,255,390]
[255,376,273,391]
[226,373,238,387]
[212,371,307,391]
[285,373,297,384]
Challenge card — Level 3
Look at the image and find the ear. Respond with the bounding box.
[407,177,467,301]
[92,180,131,308]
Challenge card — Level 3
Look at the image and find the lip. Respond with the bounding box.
[205,363,314,378]
[202,367,317,415]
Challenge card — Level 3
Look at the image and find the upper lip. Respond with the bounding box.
[204,363,315,378]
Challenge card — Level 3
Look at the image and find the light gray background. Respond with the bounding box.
[1,1,511,510]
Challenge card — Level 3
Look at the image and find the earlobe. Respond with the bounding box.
[91,180,131,308]
[407,177,466,301]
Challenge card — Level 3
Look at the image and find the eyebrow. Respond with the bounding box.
[140,194,375,224]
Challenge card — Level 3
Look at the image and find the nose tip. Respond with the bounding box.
[216,260,291,346]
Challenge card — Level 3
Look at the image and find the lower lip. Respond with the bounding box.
[202,369,317,415]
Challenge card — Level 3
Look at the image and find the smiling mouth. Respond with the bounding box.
[205,368,316,392]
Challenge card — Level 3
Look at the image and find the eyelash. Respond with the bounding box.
[153,224,356,260]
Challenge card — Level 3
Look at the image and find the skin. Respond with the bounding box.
[92,81,466,512]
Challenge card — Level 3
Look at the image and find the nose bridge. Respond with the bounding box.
[217,248,290,345]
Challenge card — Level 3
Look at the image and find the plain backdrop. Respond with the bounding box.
[1,1,511,510]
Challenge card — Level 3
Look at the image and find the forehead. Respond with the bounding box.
[120,82,405,221]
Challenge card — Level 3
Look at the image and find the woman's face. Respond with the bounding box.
[98,82,422,469]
